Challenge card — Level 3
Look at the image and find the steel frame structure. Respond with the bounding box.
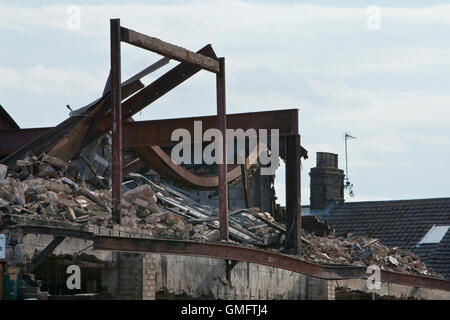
[0,109,303,252]
[0,21,302,253]
[109,19,228,240]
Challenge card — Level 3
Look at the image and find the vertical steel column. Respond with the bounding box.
[241,160,252,208]
[110,19,122,225]
[216,57,228,240]
[285,134,301,255]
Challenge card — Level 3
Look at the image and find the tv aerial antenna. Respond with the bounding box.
[343,132,356,197]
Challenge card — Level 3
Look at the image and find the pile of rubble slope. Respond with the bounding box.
[0,153,277,243]
[300,232,440,277]
[0,154,440,278]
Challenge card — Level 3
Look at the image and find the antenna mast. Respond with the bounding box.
[343,132,356,197]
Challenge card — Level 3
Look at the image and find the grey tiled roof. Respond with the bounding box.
[316,197,450,279]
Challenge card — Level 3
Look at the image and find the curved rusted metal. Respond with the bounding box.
[93,236,450,291]
[133,143,265,189]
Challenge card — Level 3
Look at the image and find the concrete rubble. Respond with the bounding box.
[300,232,440,277]
[0,153,440,279]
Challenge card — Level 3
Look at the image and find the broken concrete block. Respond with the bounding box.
[65,207,76,221]
[42,180,70,193]
[145,215,160,225]
[55,198,78,210]
[132,198,150,208]
[202,229,220,242]
[148,203,161,214]
[136,207,151,219]
[151,212,168,222]
[46,191,59,204]
[16,158,33,167]
[0,163,7,180]
[124,184,155,202]
[37,163,59,179]
[121,199,132,210]
[41,153,67,170]
[175,220,186,233]
[44,205,56,216]
[61,177,79,191]
[0,189,16,202]
[75,215,89,223]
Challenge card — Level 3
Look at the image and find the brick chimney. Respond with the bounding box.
[309,152,345,210]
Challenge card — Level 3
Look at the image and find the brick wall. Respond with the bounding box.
[118,253,143,300]
[117,253,156,300]
[327,281,336,300]
[142,254,156,300]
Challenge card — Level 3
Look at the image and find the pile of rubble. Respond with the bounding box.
[0,154,440,278]
[0,154,279,243]
[300,232,439,277]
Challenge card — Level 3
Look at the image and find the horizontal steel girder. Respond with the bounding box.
[93,236,450,291]
[0,109,298,154]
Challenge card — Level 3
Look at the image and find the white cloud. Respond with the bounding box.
[0,64,103,95]
[0,66,21,88]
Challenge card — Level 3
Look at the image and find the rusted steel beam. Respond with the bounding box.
[93,236,450,291]
[120,44,216,121]
[285,133,301,255]
[216,58,228,240]
[111,18,122,225]
[0,104,20,130]
[241,158,252,208]
[0,80,143,167]
[120,27,220,73]
[17,226,95,240]
[25,236,65,273]
[1,109,299,154]
[122,57,170,88]
[0,127,51,155]
[122,109,298,148]
[84,45,217,149]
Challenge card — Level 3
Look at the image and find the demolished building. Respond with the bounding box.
[1,20,450,300]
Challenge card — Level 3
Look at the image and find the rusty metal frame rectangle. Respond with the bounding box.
[109,19,228,238]
[120,27,220,73]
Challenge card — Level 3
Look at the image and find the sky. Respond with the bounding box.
[0,1,449,206]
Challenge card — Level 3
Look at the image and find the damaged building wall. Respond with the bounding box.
[4,217,450,300]
[149,254,331,300]
[117,253,450,300]
[118,253,331,300]
[335,279,450,300]
[3,222,332,300]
